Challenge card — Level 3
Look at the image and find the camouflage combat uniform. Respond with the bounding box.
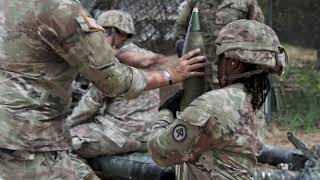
[176,0,266,145]
[69,43,160,179]
[69,52,160,157]
[0,1,147,179]
[69,10,160,179]
[149,20,288,180]
[175,0,264,90]
[148,84,261,180]
[70,10,137,108]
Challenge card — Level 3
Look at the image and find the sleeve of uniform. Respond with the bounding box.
[148,106,213,167]
[67,85,103,127]
[35,0,146,99]
[248,0,265,23]
[174,0,194,40]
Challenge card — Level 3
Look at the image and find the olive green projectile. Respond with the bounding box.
[180,7,206,110]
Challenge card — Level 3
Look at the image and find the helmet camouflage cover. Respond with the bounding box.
[97,10,136,35]
[216,20,288,75]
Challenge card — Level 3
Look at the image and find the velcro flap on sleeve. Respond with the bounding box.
[177,106,211,127]
[76,16,104,32]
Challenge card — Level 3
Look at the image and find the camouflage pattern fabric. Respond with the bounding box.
[0,150,76,180]
[148,83,262,180]
[68,42,160,154]
[215,19,288,143]
[216,20,287,76]
[0,0,146,152]
[97,10,136,35]
[71,153,94,180]
[69,43,160,178]
[175,0,264,90]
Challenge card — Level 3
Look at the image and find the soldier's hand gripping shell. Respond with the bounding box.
[168,48,206,84]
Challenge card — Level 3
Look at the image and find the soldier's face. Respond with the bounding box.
[104,28,129,48]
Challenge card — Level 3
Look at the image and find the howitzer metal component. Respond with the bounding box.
[287,132,319,166]
[89,152,175,180]
[180,7,206,110]
[257,144,307,171]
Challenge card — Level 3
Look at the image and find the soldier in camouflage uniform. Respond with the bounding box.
[175,0,266,144]
[98,10,168,69]
[175,0,264,90]
[70,10,167,107]
[69,10,168,180]
[0,1,206,179]
[148,20,288,180]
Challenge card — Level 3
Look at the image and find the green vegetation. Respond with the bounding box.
[274,61,320,131]
[259,0,320,49]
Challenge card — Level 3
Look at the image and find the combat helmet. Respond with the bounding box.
[97,10,136,35]
[216,19,288,76]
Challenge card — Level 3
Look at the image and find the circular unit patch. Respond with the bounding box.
[172,125,187,142]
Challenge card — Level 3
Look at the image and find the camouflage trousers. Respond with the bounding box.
[0,149,77,180]
[70,123,147,158]
[71,154,94,180]
[70,123,148,179]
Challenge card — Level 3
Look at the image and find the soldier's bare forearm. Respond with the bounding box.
[116,51,165,69]
[144,48,206,90]
[144,70,173,90]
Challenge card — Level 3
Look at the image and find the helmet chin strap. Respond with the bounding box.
[110,27,119,49]
[110,27,126,49]
[223,70,265,85]
[220,58,264,87]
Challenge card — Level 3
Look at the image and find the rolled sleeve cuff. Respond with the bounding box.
[121,67,147,99]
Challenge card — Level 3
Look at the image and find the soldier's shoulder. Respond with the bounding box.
[179,83,247,127]
[197,83,247,108]
[36,0,89,22]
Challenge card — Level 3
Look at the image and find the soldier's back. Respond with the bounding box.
[0,0,83,151]
[176,83,261,180]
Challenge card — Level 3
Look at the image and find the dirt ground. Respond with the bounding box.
[263,124,320,149]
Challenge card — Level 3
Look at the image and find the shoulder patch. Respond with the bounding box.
[172,125,187,142]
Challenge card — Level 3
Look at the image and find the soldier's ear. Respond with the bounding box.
[230,59,241,70]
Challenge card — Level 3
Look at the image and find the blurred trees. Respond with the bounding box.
[259,0,320,49]
[81,0,320,56]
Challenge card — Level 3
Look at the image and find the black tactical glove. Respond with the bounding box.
[175,38,185,58]
[159,90,184,117]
